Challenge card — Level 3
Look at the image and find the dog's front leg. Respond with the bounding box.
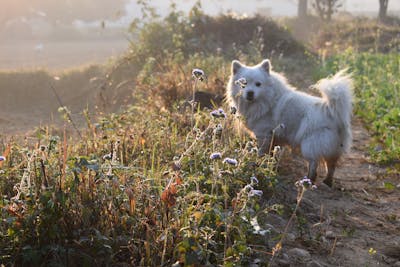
[256,135,272,157]
[307,160,318,183]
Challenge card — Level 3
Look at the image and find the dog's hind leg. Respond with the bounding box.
[307,160,318,183]
[323,158,338,187]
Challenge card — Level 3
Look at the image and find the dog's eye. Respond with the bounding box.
[255,82,261,87]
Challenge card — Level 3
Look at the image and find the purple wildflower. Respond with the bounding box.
[210,152,222,160]
[223,157,238,166]
[0,156,5,161]
[295,176,314,188]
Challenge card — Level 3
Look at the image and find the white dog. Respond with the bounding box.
[226,59,353,186]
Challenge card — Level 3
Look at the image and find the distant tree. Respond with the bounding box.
[312,0,343,21]
[298,0,308,19]
[378,0,389,21]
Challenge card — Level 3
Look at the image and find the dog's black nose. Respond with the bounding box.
[246,91,254,101]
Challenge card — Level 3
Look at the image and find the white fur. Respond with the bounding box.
[226,59,353,185]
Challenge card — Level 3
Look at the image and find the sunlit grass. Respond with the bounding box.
[319,50,400,168]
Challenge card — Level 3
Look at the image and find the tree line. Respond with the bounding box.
[298,0,391,21]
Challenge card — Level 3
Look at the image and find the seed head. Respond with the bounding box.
[235,77,247,88]
[223,157,238,166]
[295,176,314,188]
[248,189,263,197]
[210,152,222,160]
[250,176,259,185]
[210,108,226,118]
[192,68,205,81]
[102,153,112,160]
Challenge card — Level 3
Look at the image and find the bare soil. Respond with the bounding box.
[275,119,400,266]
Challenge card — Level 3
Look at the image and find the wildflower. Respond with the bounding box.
[210,152,222,160]
[192,68,205,81]
[102,153,112,160]
[235,77,247,88]
[295,176,314,188]
[210,108,226,118]
[0,156,5,161]
[249,189,263,197]
[250,176,259,185]
[223,157,238,166]
[39,145,47,151]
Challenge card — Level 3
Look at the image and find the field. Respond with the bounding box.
[0,40,127,71]
[1,8,400,267]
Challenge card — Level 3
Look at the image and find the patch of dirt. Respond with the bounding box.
[274,119,400,266]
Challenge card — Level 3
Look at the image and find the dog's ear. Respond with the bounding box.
[260,59,271,74]
[232,60,243,75]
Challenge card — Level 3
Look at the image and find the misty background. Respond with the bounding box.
[1,0,399,70]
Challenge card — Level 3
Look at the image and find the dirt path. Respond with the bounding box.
[275,119,400,266]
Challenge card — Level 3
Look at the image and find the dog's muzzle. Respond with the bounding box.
[245,91,254,101]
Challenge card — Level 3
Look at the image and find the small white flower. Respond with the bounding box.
[295,176,313,188]
[273,146,281,155]
[102,153,112,160]
[192,68,205,81]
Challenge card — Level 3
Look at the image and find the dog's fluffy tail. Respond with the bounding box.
[317,70,353,153]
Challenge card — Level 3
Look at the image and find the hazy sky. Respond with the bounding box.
[122,0,400,20]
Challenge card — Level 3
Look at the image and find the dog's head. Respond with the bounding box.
[229,59,273,103]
